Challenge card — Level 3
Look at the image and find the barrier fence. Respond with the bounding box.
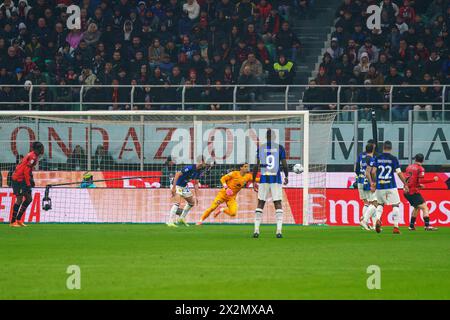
[0,109,449,171]
[1,188,449,225]
[1,84,450,122]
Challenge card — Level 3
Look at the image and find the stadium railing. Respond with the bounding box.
[0,84,449,122]
[0,110,448,180]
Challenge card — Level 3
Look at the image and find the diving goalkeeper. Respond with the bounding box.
[197,163,259,225]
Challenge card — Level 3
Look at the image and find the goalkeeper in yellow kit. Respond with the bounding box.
[196,163,258,225]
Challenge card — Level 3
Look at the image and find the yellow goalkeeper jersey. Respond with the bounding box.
[220,171,257,196]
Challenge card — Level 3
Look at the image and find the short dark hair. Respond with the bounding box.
[365,143,375,153]
[32,141,44,154]
[367,139,375,145]
[383,140,393,150]
[414,153,424,163]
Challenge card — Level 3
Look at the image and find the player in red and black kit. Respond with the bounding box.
[404,153,439,231]
[10,141,45,227]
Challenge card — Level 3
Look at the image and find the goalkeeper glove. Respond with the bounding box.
[223,184,233,196]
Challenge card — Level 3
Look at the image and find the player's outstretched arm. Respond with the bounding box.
[369,166,377,192]
[220,173,231,189]
[365,166,372,183]
[396,170,409,193]
[419,176,439,185]
[281,158,289,185]
[193,179,199,205]
[221,173,235,196]
[23,165,33,192]
[252,160,260,192]
[171,172,182,196]
[355,159,360,177]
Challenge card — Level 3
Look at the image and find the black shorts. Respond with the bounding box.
[404,192,425,208]
[11,179,31,196]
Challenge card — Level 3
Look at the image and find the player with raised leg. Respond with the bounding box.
[369,141,408,234]
[363,110,380,230]
[252,129,289,238]
[167,158,211,227]
[197,163,259,224]
[365,151,379,230]
[404,153,439,231]
[10,141,44,227]
[356,140,376,231]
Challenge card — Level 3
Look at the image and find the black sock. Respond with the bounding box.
[424,217,430,227]
[11,203,20,223]
[16,200,31,222]
[16,206,28,222]
[410,217,416,228]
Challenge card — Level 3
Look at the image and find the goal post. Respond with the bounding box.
[0,110,336,225]
[302,111,309,226]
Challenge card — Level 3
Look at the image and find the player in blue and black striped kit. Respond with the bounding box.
[355,139,376,230]
[252,129,289,238]
[367,141,408,234]
[168,158,211,227]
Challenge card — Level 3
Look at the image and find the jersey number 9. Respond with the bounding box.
[266,155,275,169]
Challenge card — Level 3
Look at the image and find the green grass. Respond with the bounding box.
[0,224,449,300]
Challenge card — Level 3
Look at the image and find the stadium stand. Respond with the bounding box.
[0,0,317,110]
[0,0,448,118]
[308,0,450,121]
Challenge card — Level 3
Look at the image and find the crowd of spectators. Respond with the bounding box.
[0,0,312,110]
[303,0,450,121]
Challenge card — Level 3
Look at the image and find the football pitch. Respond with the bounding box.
[1,224,449,300]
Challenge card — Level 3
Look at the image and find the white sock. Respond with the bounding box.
[276,209,283,234]
[362,205,369,223]
[375,205,383,223]
[254,208,263,233]
[180,203,193,219]
[392,206,399,228]
[365,204,376,224]
[169,204,179,223]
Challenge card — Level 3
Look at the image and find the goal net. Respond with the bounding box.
[0,111,336,225]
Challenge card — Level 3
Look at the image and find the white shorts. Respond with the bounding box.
[258,183,283,202]
[367,191,378,202]
[357,184,371,201]
[175,185,193,198]
[375,188,400,205]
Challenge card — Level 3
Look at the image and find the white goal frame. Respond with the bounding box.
[0,110,311,225]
